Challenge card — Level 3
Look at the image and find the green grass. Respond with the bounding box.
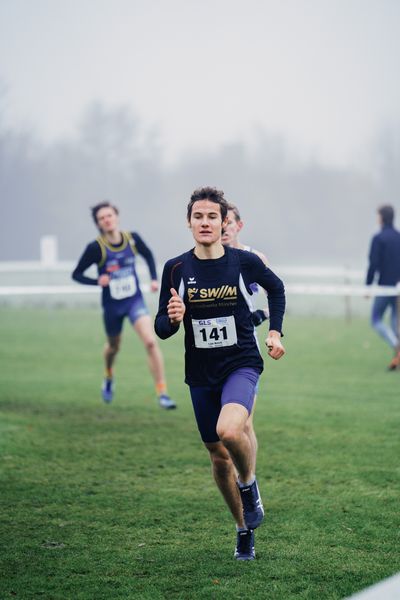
[0,307,399,599]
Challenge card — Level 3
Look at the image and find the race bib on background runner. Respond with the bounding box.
[109,271,137,300]
[192,316,237,348]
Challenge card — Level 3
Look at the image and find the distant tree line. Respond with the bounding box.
[1,101,399,266]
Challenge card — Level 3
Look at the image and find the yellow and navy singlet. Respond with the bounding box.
[155,246,285,387]
[72,231,157,307]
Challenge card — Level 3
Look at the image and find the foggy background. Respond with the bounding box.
[1,0,400,268]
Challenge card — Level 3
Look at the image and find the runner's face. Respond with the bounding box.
[189,200,226,246]
[96,207,119,233]
[221,210,242,246]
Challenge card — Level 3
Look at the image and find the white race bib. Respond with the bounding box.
[109,274,137,300]
[192,316,237,349]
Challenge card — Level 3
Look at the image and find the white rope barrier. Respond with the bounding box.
[0,261,75,272]
[285,284,400,297]
[0,283,398,297]
[0,284,150,296]
[0,262,398,297]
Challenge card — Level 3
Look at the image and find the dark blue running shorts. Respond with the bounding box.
[189,367,260,443]
[103,294,149,337]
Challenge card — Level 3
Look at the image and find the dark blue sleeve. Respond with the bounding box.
[154,259,182,339]
[132,232,157,280]
[71,242,101,286]
[366,234,380,285]
[240,252,285,333]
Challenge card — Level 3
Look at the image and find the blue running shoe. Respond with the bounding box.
[238,479,264,529]
[102,378,114,403]
[234,529,255,561]
[159,394,176,410]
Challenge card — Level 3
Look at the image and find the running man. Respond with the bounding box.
[155,187,285,560]
[222,202,270,327]
[72,201,176,409]
[222,202,272,487]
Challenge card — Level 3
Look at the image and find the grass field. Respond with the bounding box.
[0,307,399,599]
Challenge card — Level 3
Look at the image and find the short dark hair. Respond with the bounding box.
[91,201,119,228]
[187,187,228,221]
[378,204,394,226]
[227,203,241,222]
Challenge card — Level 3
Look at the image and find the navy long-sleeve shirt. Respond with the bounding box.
[155,246,285,386]
[366,225,400,286]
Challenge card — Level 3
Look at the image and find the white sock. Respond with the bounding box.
[238,476,255,488]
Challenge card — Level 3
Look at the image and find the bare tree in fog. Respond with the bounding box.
[372,127,400,199]
[0,103,165,260]
[161,139,379,266]
[0,90,48,260]
[0,98,399,267]
[79,102,162,172]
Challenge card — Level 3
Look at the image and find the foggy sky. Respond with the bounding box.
[0,1,400,265]
[1,0,400,168]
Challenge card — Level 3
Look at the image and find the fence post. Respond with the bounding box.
[40,235,58,266]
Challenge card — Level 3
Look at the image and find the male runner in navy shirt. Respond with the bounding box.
[366,204,400,370]
[222,202,271,493]
[155,187,285,560]
[72,202,176,409]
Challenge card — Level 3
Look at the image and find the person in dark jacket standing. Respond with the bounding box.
[155,187,286,560]
[366,205,400,370]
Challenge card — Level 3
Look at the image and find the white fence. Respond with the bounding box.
[0,261,399,318]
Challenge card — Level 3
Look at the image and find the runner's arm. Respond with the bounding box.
[366,235,380,285]
[154,260,182,339]
[132,232,157,281]
[242,253,285,334]
[71,242,102,285]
